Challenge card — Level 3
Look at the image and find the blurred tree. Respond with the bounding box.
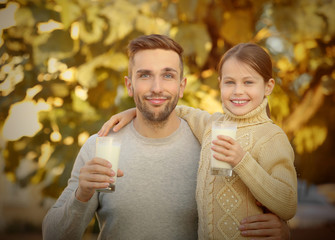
[0,0,334,202]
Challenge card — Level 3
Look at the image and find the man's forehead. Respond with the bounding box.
[132,49,181,73]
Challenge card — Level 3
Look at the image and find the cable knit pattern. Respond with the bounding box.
[176,98,297,240]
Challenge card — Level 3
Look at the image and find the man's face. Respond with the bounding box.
[126,49,186,123]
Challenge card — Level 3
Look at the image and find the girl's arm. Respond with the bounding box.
[98,108,136,136]
[175,105,218,144]
[234,131,297,221]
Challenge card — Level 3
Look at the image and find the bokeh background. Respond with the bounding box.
[1,0,335,239]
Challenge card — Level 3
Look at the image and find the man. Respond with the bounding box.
[43,34,290,239]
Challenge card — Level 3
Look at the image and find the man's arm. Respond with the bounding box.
[42,135,122,240]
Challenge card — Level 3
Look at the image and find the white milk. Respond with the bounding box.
[211,121,237,176]
[96,137,121,192]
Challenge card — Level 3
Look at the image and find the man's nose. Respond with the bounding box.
[151,77,163,93]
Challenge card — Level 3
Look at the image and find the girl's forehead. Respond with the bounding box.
[221,58,256,74]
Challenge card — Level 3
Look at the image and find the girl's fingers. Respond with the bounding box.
[98,121,114,136]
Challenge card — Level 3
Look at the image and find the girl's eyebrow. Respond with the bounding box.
[221,76,234,80]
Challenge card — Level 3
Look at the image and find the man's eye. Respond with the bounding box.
[140,74,150,78]
[164,73,174,79]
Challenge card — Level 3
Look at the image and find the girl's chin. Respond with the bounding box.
[229,108,250,116]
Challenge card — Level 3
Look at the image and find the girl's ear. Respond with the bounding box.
[265,78,275,96]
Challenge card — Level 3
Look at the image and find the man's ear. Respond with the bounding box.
[179,77,187,98]
[125,76,133,97]
[265,78,275,96]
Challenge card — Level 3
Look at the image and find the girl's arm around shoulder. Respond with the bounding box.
[175,105,222,144]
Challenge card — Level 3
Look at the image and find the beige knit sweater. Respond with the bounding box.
[176,98,297,240]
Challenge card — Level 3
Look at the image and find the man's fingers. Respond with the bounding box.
[241,213,277,224]
[117,169,124,177]
[239,219,281,231]
[240,228,281,238]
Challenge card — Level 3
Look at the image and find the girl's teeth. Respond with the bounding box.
[233,100,246,104]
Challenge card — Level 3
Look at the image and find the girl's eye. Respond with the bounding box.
[224,81,235,85]
[245,81,253,85]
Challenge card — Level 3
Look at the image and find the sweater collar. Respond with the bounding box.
[222,98,272,127]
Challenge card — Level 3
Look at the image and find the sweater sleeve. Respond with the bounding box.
[42,136,99,240]
[234,131,297,220]
[175,105,218,144]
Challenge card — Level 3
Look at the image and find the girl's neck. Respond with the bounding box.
[222,98,272,127]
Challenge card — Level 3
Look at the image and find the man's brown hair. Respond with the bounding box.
[127,34,184,79]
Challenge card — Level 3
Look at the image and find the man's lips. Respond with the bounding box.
[146,96,168,105]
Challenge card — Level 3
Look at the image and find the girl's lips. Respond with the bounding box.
[231,99,249,106]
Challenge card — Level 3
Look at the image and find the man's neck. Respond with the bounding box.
[133,111,181,138]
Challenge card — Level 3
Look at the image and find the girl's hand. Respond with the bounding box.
[211,135,245,167]
[98,108,136,136]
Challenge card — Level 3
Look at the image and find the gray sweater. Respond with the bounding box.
[42,119,201,240]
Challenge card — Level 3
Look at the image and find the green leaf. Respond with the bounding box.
[35,29,74,65]
[135,15,171,35]
[14,6,36,27]
[56,0,81,29]
[272,2,325,42]
[50,83,70,98]
[79,6,105,44]
[173,23,212,67]
[77,51,128,89]
[100,0,137,45]
[71,92,99,121]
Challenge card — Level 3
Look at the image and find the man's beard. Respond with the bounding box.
[134,93,179,125]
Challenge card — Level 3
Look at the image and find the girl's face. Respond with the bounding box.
[219,58,274,116]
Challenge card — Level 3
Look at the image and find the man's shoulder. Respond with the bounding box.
[179,119,201,143]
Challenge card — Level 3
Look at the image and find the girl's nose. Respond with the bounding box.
[233,84,243,94]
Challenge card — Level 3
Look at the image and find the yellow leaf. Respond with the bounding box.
[254,28,271,42]
[293,124,328,154]
[219,9,253,45]
[294,42,307,62]
[276,57,294,72]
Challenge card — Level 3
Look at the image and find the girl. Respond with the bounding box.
[99,43,297,239]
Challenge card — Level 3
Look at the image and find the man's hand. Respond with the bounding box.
[239,213,290,240]
[75,158,124,202]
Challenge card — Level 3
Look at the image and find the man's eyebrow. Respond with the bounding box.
[136,69,152,75]
[162,67,178,73]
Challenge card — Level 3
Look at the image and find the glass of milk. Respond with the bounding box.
[211,120,237,177]
[95,136,121,192]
